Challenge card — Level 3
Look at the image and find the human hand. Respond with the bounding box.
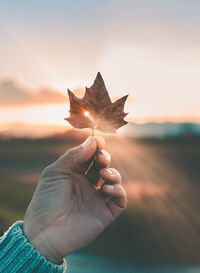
[24,136,127,263]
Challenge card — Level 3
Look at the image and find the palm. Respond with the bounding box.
[41,171,115,256]
[24,136,126,263]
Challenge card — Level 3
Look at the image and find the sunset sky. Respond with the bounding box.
[0,0,200,136]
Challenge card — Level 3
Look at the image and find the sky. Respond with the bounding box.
[0,0,200,136]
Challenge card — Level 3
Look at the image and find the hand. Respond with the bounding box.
[24,136,127,263]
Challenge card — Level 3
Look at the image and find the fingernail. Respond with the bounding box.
[105,185,114,190]
[101,150,110,161]
[83,137,93,148]
[106,168,113,175]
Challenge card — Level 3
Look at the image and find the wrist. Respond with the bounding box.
[23,221,63,264]
[1,222,67,273]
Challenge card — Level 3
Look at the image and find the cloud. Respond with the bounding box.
[0,78,66,107]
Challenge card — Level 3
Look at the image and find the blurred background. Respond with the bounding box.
[0,1,200,272]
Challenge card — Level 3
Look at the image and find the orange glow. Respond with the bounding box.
[52,80,79,93]
[0,102,200,138]
[124,181,169,201]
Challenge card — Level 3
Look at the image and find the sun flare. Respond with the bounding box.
[84,111,90,118]
[53,80,79,93]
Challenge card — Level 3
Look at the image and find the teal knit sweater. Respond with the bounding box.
[0,222,67,272]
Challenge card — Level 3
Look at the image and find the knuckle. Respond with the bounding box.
[41,166,50,176]
[65,147,78,160]
[116,184,123,192]
[117,185,126,196]
[112,168,122,181]
[101,150,111,161]
[117,171,122,181]
[41,163,56,177]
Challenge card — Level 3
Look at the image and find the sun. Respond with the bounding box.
[84,111,90,117]
[53,80,79,93]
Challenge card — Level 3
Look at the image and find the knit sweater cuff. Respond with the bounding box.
[0,221,67,273]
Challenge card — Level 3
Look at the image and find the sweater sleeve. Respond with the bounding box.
[0,221,67,273]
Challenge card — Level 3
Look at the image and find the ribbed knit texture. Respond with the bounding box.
[0,222,67,273]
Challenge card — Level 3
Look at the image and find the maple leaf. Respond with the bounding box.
[65,72,128,133]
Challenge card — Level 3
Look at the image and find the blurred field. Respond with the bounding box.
[0,132,200,267]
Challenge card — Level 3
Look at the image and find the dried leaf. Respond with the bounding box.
[65,72,128,133]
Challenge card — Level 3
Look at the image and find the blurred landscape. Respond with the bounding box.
[1,1,200,272]
[0,125,200,271]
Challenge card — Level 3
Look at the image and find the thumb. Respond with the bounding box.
[64,136,105,165]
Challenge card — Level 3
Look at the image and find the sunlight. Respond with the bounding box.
[84,111,90,118]
[52,80,79,93]
[104,135,200,262]
[0,103,68,126]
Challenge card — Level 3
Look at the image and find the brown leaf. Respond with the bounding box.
[65,72,129,133]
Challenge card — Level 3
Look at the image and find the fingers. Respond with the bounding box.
[100,168,121,184]
[100,168,127,218]
[61,136,105,165]
[76,136,105,164]
[102,184,127,211]
[102,184,125,200]
[96,150,111,167]
[85,150,111,183]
